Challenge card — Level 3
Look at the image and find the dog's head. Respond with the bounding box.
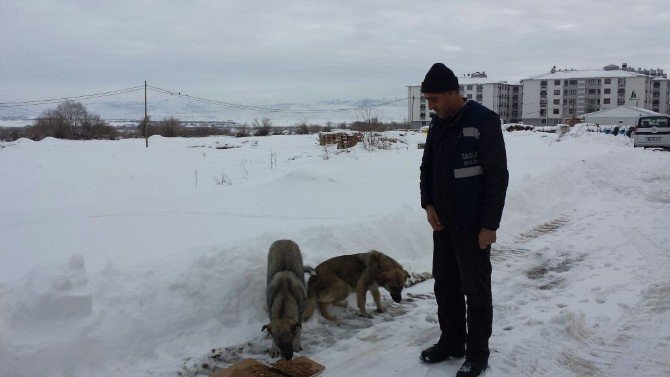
[377,268,410,303]
[262,318,301,360]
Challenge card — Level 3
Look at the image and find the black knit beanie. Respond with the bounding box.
[421,63,459,93]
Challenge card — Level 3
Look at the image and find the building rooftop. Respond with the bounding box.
[582,105,660,118]
[458,77,520,85]
[523,69,647,81]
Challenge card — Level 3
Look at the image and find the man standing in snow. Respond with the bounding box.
[418,63,508,377]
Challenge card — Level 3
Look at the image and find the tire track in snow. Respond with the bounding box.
[599,229,670,376]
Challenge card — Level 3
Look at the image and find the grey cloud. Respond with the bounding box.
[1,0,668,112]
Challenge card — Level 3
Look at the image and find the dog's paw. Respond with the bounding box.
[293,338,302,352]
[376,305,386,313]
[358,311,374,319]
[269,344,280,358]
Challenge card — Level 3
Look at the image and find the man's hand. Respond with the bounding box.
[425,205,445,231]
[478,228,497,249]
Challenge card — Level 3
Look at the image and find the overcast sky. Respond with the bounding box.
[1,0,669,105]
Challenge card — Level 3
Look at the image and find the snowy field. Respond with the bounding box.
[0,130,669,377]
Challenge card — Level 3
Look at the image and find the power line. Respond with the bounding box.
[0,86,144,107]
[0,83,406,114]
[147,84,405,114]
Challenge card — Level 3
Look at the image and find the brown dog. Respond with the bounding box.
[303,250,409,322]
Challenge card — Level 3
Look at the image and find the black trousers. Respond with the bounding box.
[432,226,492,362]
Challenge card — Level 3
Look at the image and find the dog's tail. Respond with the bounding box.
[302,273,318,322]
[303,266,316,276]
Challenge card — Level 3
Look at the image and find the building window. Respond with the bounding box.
[604,88,610,94]
[568,109,575,114]
[541,80,547,87]
[467,85,473,90]
[617,99,625,105]
[554,80,560,85]
[541,119,547,124]
[605,78,611,84]
[603,98,610,104]
[570,80,577,85]
[540,109,547,116]
[554,90,560,95]
[618,88,625,95]
[467,94,472,99]
[553,99,560,105]
[563,99,568,105]
[553,109,560,115]
[588,89,597,94]
[540,90,547,97]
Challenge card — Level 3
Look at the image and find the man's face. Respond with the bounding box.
[424,91,460,119]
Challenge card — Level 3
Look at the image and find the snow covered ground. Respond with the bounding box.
[0,130,668,377]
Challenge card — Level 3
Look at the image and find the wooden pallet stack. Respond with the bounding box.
[318,131,363,149]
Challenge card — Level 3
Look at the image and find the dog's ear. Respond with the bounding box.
[403,269,410,280]
[377,270,391,284]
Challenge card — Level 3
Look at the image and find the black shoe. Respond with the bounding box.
[419,343,465,363]
[456,359,488,376]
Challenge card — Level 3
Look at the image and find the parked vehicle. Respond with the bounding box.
[633,116,670,149]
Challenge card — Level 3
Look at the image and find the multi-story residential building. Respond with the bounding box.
[408,64,668,128]
[458,77,522,123]
[652,77,670,115]
[521,65,662,126]
[407,74,522,128]
[407,85,429,129]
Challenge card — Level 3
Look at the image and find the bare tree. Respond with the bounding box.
[295,122,309,135]
[352,103,385,132]
[56,100,89,131]
[235,125,250,137]
[159,117,182,137]
[32,109,69,139]
[81,113,117,139]
[252,118,272,136]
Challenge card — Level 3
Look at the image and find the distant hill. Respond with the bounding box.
[0,97,406,127]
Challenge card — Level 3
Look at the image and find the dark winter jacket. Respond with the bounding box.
[420,100,509,230]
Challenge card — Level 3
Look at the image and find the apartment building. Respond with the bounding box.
[407,75,522,128]
[521,67,657,126]
[652,77,670,115]
[458,77,522,123]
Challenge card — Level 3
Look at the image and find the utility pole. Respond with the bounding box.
[144,80,148,148]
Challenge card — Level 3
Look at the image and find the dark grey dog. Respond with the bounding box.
[262,239,307,360]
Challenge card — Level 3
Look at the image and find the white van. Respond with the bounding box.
[633,116,670,149]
